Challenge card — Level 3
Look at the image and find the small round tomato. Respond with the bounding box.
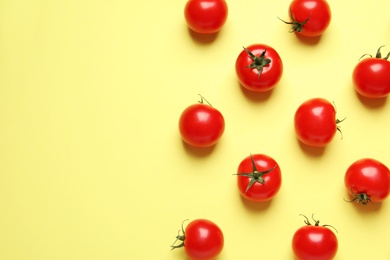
[235,44,283,92]
[171,219,224,260]
[344,158,390,205]
[280,0,331,37]
[179,95,225,148]
[235,154,282,202]
[294,98,345,147]
[292,214,338,260]
[353,46,390,98]
[184,0,228,34]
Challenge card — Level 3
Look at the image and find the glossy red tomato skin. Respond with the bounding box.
[294,98,337,147]
[345,158,390,203]
[236,154,282,202]
[184,219,224,260]
[353,58,390,98]
[235,44,283,92]
[292,225,338,260]
[289,0,331,37]
[184,0,228,34]
[179,103,225,148]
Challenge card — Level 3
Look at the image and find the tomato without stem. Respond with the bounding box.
[184,0,228,34]
[294,98,345,147]
[292,215,338,260]
[344,158,390,205]
[171,219,224,260]
[179,95,225,148]
[235,154,282,202]
[353,46,390,98]
[280,0,331,37]
[235,44,283,92]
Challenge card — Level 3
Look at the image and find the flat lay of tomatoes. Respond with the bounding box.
[184,0,228,34]
[352,46,390,98]
[292,214,338,260]
[344,158,390,205]
[294,98,345,147]
[280,0,331,37]
[171,219,224,260]
[179,95,225,148]
[235,44,283,92]
[235,154,282,202]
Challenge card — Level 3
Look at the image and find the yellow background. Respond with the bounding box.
[1,0,390,259]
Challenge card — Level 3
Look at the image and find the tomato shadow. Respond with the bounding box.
[188,28,219,44]
[355,91,388,109]
[181,140,216,158]
[294,33,322,45]
[239,82,274,103]
[297,139,326,157]
[239,194,273,212]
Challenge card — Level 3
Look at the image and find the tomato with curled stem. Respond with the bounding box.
[292,214,338,260]
[184,0,228,34]
[279,0,331,38]
[235,44,283,92]
[353,46,390,98]
[344,158,390,205]
[179,95,225,148]
[171,219,224,260]
[234,154,282,202]
[294,98,345,147]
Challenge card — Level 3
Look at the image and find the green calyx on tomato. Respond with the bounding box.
[278,8,310,33]
[344,188,372,205]
[243,47,271,77]
[300,214,338,232]
[360,45,390,60]
[234,154,276,193]
[170,219,189,250]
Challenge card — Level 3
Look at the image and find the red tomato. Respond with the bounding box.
[344,158,390,205]
[235,44,283,92]
[280,0,331,37]
[235,154,282,202]
[184,0,228,34]
[171,219,224,260]
[292,214,338,260]
[179,95,225,148]
[294,98,345,147]
[353,46,390,98]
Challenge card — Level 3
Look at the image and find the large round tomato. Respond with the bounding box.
[294,98,344,147]
[179,96,225,148]
[344,158,390,205]
[353,46,390,98]
[292,215,338,260]
[171,219,224,260]
[235,154,282,202]
[280,0,331,37]
[235,44,283,92]
[184,0,228,34]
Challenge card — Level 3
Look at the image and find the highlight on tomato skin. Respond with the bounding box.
[344,158,390,205]
[184,0,228,34]
[171,219,224,260]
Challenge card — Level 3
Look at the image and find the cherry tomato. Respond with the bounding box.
[353,46,390,98]
[344,158,390,205]
[235,44,283,92]
[184,0,228,34]
[292,214,338,260]
[294,98,345,147]
[235,154,282,202]
[280,0,331,37]
[179,95,225,148]
[171,219,224,260]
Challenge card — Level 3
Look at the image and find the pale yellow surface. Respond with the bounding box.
[1,0,390,259]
